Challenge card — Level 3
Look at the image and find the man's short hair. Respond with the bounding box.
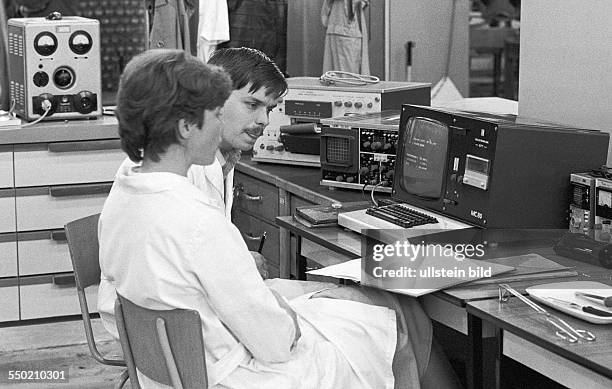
[208,47,287,99]
[116,49,232,162]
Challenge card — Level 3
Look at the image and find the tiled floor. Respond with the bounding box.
[0,319,125,388]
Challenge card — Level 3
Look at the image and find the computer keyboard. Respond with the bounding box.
[365,203,438,228]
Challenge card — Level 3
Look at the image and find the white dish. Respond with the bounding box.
[527,281,612,325]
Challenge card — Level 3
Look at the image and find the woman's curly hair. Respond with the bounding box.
[116,49,232,162]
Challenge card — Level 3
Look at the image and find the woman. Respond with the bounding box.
[99,49,460,389]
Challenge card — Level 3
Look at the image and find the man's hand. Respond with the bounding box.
[250,251,269,279]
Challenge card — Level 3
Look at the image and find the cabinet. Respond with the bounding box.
[233,158,367,279]
[232,171,283,278]
[0,119,123,322]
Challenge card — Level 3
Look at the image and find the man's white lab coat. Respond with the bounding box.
[98,164,399,388]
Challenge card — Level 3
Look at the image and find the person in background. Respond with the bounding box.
[99,48,461,389]
[116,47,285,278]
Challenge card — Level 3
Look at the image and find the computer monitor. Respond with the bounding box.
[399,116,449,200]
[391,105,609,228]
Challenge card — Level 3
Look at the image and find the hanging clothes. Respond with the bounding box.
[219,0,288,74]
[149,0,197,54]
[197,0,229,62]
[321,0,370,75]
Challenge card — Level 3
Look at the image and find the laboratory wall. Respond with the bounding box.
[518,0,612,165]
[287,0,469,96]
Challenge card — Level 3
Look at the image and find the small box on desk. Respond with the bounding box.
[294,201,371,228]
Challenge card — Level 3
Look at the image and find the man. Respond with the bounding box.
[116,47,286,277]
[187,47,286,219]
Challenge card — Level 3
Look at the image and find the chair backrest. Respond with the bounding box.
[114,293,208,389]
[65,213,126,368]
[65,213,101,290]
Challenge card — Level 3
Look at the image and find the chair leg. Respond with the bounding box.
[114,369,130,389]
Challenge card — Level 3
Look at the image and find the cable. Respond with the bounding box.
[370,182,381,208]
[21,100,52,128]
[320,71,380,86]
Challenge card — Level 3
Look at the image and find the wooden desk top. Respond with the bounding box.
[277,215,612,306]
[467,298,612,379]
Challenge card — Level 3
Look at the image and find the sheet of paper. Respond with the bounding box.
[307,256,514,297]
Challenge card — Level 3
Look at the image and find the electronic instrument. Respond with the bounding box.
[252,77,430,167]
[8,15,101,120]
[595,177,612,237]
[339,104,609,233]
[569,172,596,232]
[320,110,400,192]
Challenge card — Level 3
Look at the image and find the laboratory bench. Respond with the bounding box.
[276,215,612,389]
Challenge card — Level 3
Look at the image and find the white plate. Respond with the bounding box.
[527,281,612,325]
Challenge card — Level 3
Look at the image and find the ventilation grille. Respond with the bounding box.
[8,32,24,57]
[9,81,25,110]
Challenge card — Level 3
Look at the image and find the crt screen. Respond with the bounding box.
[400,117,449,199]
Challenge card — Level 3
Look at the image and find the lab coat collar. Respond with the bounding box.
[116,162,219,208]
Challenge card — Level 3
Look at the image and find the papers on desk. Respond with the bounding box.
[307,253,578,297]
[308,258,362,283]
[307,256,515,297]
[464,253,576,285]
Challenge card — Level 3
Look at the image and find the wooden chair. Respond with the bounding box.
[114,293,208,389]
[64,213,129,389]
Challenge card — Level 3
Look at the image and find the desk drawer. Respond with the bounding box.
[0,145,13,189]
[0,189,16,233]
[19,275,98,320]
[233,172,278,223]
[232,210,280,277]
[0,234,17,278]
[14,140,124,187]
[0,279,19,322]
[18,230,71,276]
[16,184,111,231]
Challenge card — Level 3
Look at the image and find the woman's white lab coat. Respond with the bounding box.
[98,165,399,389]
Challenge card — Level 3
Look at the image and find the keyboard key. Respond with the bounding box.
[366,204,438,228]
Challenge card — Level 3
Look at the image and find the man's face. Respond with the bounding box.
[219,83,282,152]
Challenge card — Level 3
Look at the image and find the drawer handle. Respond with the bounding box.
[51,230,67,241]
[49,183,113,197]
[239,192,263,202]
[52,274,76,287]
[244,233,265,241]
[48,139,121,152]
[234,184,263,202]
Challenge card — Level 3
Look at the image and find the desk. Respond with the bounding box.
[467,298,612,389]
[276,215,612,389]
